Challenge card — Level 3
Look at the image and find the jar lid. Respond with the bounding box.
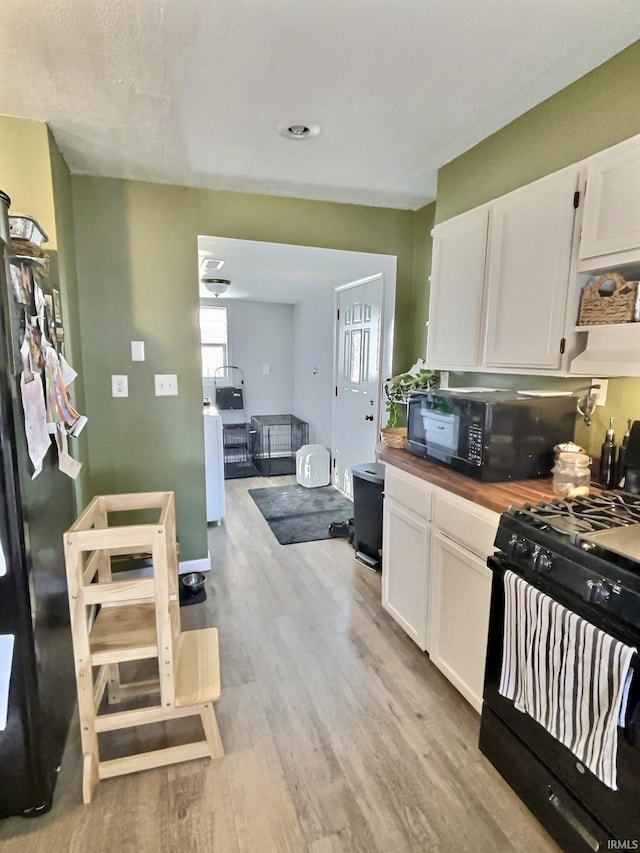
[554,441,585,454]
[558,451,591,464]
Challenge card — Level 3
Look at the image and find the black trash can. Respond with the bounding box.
[351,462,385,570]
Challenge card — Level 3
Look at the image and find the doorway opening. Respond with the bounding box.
[196,236,396,490]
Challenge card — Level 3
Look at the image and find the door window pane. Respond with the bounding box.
[343,331,350,379]
[350,329,362,384]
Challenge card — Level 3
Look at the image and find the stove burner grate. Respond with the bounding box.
[508,490,640,539]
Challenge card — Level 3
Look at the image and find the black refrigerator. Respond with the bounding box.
[0,190,76,817]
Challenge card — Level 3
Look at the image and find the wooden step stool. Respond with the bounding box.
[63,491,223,804]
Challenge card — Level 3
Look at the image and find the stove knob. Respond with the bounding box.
[585,580,612,605]
[508,534,528,560]
[533,548,553,573]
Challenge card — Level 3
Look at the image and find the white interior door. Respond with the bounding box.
[333,276,382,497]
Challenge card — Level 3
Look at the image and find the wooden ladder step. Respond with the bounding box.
[174,627,221,707]
[99,741,212,781]
[90,602,158,664]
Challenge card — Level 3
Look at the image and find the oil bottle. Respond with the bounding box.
[616,418,632,487]
[599,417,617,489]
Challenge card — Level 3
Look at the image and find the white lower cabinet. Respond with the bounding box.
[381,467,433,652]
[381,497,431,651]
[381,465,499,712]
[428,491,499,712]
[429,532,493,713]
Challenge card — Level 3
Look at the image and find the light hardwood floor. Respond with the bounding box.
[0,475,559,852]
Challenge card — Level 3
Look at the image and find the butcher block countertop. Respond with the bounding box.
[376,443,561,515]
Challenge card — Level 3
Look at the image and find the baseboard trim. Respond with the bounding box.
[178,553,211,575]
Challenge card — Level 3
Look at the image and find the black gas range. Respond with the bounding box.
[495,492,640,637]
[480,490,640,851]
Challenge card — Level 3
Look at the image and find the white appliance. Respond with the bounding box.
[203,408,225,523]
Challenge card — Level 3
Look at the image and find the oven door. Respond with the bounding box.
[481,553,640,846]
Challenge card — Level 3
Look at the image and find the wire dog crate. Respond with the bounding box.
[251,414,309,476]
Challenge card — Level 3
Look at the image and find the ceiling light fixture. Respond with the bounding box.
[202,277,231,297]
[277,122,321,140]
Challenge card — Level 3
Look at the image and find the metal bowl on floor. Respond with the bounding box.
[180,571,207,594]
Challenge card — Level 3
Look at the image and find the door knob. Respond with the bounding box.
[365,415,374,421]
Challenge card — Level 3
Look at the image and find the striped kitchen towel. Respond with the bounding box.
[499,569,636,791]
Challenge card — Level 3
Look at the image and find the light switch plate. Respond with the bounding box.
[131,340,145,361]
[112,375,128,397]
[154,374,178,396]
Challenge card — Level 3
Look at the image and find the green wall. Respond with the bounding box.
[432,39,640,458]
[48,131,90,506]
[71,178,416,560]
[0,117,57,240]
[411,202,435,358]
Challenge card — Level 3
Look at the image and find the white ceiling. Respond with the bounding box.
[1,1,637,211]
[197,236,393,303]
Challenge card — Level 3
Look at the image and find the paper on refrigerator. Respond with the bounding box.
[55,424,82,480]
[20,373,51,478]
[0,634,15,731]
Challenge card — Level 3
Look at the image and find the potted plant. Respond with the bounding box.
[382,360,439,446]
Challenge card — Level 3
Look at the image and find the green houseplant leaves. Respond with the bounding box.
[384,365,439,427]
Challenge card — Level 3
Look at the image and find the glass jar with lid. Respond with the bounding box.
[552,452,591,498]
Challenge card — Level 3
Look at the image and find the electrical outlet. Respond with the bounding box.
[262,364,270,375]
[154,374,178,396]
[111,375,128,397]
[591,378,609,406]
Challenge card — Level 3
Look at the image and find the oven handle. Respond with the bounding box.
[488,552,640,671]
[489,549,640,743]
[547,787,601,851]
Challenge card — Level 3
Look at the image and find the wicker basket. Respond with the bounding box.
[578,272,638,326]
[380,427,407,449]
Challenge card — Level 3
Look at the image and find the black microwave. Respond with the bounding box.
[406,389,576,482]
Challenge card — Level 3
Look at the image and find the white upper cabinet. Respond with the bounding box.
[427,167,578,374]
[579,135,640,260]
[426,131,640,377]
[483,168,579,370]
[427,207,489,369]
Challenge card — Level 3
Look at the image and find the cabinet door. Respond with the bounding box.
[381,498,430,651]
[580,135,640,259]
[426,207,488,368]
[384,464,432,522]
[483,169,578,369]
[429,532,492,713]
